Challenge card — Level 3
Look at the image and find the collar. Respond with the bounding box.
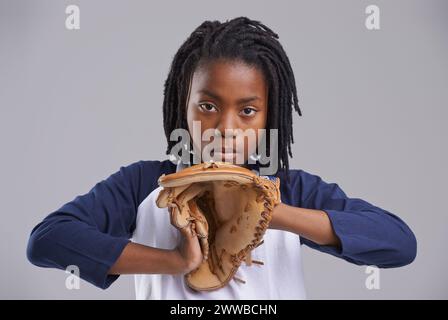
[175,161,262,176]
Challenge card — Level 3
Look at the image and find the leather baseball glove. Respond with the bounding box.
[156,161,281,291]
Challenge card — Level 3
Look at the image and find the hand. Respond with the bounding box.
[172,223,204,274]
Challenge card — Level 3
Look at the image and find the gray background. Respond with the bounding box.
[1,0,447,299]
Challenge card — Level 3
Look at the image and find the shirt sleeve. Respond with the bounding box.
[283,170,417,268]
[26,160,166,289]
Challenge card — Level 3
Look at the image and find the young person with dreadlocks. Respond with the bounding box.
[27,17,417,299]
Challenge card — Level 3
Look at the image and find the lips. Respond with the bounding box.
[210,150,239,162]
[208,141,244,162]
[211,150,237,156]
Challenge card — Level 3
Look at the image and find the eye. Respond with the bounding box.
[198,103,218,113]
[240,107,257,117]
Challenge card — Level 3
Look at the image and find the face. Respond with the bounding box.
[186,59,268,165]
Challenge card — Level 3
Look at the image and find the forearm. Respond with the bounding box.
[270,203,341,247]
[108,242,183,275]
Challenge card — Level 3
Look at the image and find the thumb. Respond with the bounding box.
[179,223,196,239]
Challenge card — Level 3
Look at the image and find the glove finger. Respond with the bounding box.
[169,205,191,229]
[170,183,206,228]
[177,183,205,202]
[186,196,209,260]
[199,237,209,261]
[156,184,190,208]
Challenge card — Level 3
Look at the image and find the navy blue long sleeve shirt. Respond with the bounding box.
[26,160,417,289]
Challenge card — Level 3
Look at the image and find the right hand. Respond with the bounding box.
[172,223,203,274]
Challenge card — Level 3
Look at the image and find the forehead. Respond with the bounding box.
[190,60,267,97]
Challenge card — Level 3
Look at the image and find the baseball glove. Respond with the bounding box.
[156,161,281,291]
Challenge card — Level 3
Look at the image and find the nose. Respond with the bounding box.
[216,110,238,138]
[215,110,239,151]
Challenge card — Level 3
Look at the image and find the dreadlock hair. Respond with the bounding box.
[162,16,302,179]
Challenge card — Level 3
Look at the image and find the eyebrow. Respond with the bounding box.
[199,89,261,104]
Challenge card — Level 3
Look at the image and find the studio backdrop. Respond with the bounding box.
[0,0,447,299]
